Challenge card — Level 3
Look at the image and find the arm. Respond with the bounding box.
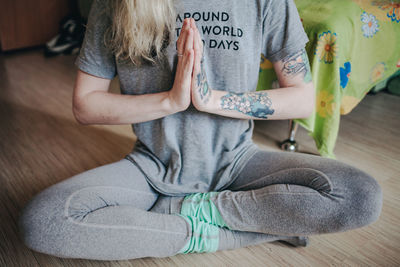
[73,19,195,125]
[73,70,177,125]
[190,23,315,120]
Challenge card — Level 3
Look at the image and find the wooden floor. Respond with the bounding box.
[0,49,399,267]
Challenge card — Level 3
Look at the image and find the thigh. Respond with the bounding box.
[19,159,189,260]
[220,149,382,235]
[228,149,378,194]
[39,158,159,211]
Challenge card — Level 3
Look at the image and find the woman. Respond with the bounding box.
[18,0,382,261]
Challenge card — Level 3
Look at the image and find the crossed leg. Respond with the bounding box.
[18,150,383,260]
[18,159,191,260]
[152,150,383,238]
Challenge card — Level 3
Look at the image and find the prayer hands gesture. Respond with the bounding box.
[169,18,212,112]
[168,19,194,112]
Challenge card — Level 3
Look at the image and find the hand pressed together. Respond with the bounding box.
[189,19,213,112]
[169,18,212,113]
[168,18,194,112]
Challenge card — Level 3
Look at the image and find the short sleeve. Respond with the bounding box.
[75,0,116,79]
[262,0,309,62]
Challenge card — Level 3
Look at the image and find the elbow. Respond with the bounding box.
[72,97,92,125]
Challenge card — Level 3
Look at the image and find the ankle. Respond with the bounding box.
[180,192,230,229]
[177,214,220,254]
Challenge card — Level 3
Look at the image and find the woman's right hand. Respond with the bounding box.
[168,18,194,112]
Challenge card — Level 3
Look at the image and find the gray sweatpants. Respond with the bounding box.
[18,150,383,261]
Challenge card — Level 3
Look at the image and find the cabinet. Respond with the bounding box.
[0,0,71,51]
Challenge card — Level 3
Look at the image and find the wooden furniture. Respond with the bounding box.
[0,0,71,51]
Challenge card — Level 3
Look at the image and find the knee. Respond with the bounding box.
[335,167,383,231]
[18,194,43,253]
[18,187,65,255]
[357,172,383,226]
[18,192,48,253]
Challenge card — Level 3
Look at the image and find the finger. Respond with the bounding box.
[176,49,193,91]
[192,42,200,77]
[191,19,202,54]
[193,27,201,58]
[190,19,196,49]
[191,18,198,33]
[193,53,201,81]
[184,49,194,76]
[177,19,190,55]
[176,48,193,79]
[185,28,194,52]
[190,20,203,62]
[190,18,196,30]
[177,19,190,52]
[192,29,203,77]
[190,19,200,39]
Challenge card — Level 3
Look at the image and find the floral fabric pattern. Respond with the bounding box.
[316,91,336,118]
[259,54,273,72]
[340,95,360,114]
[361,12,380,37]
[315,31,338,64]
[354,0,391,21]
[373,1,400,23]
[340,62,352,89]
[371,62,387,83]
[257,0,400,159]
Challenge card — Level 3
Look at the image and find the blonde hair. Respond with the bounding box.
[107,0,176,65]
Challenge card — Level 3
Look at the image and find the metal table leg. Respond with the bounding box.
[280,120,299,152]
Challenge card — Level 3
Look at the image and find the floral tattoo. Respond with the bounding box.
[281,48,312,83]
[220,92,275,118]
[196,56,212,104]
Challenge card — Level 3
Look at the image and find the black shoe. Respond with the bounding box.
[279,236,310,247]
[44,16,85,57]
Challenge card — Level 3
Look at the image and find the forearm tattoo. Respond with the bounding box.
[196,57,211,104]
[220,92,275,119]
[281,49,312,83]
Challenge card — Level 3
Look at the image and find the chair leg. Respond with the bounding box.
[280,120,299,152]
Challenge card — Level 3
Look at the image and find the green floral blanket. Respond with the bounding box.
[257,0,400,158]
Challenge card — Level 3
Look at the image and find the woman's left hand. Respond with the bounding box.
[190,20,213,112]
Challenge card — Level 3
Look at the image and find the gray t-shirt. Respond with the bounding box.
[75,0,308,196]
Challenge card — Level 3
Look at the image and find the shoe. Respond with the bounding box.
[279,236,309,247]
[44,15,85,57]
